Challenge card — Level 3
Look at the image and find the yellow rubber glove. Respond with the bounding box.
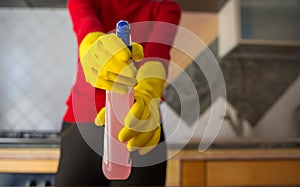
[95,61,166,155]
[79,32,144,93]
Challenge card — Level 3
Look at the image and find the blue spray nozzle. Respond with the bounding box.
[116,20,131,49]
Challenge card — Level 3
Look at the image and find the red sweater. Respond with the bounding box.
[63,0,181,123]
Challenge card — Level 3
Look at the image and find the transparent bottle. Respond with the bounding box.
[102,90,133,180]
[102,20,132,180]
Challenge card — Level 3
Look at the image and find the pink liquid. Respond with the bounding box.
[102,90,133,180]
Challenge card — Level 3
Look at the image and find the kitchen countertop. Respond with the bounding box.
[169,148,300,161]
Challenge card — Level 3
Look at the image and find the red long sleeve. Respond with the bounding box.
[67,0,104,44]
[143,1,181,70]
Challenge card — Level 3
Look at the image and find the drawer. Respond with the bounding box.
[181,159,300,186]
[206,160,300,186]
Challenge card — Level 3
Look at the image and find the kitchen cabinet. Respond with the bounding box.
[206,160,300,186]
[0,148,59,173]
[0,148,59,186]
[176,149,300,186]
[181,160,205,186]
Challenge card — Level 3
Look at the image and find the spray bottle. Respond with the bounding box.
[102,20,133,180]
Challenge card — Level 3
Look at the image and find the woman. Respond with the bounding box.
[55,0,181,185]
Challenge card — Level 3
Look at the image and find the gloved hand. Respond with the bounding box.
[79,32,144,93]
[95,61,166,155]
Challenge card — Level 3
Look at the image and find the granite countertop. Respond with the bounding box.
[170,148,300,161]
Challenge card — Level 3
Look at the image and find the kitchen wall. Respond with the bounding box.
[0,8,76,131]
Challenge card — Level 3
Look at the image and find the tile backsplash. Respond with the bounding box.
[0,8,76,131]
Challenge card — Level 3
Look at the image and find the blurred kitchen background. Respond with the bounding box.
[0,0,300,186]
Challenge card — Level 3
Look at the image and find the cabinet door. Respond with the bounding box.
[181,160,205,186]
[207,160,300,186]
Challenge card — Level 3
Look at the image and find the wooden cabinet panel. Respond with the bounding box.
[0,159,58,173]
[0,148,59,173]
[206,160,300,186]
[181,160,205,186]
[166,156,180,186]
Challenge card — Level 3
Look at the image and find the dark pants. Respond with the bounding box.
[55,122,167,186]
